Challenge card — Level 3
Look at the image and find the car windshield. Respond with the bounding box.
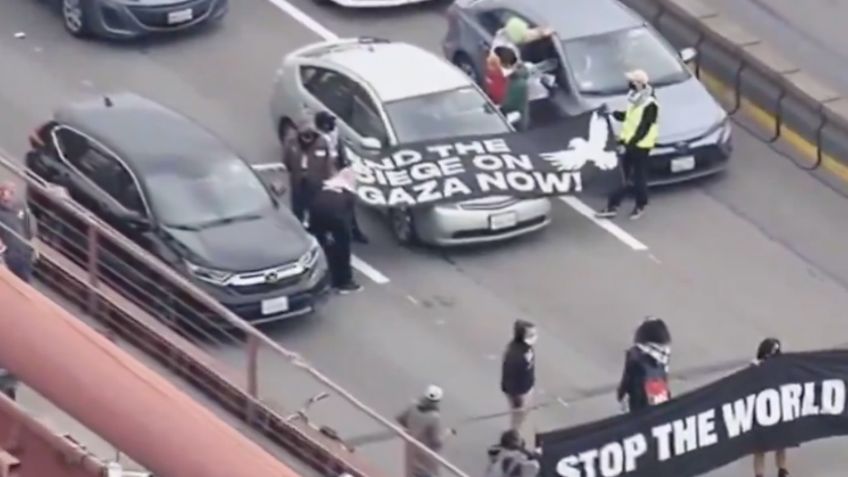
[145,158,273,228]
[383,87,509,143]
[562,27,690,95]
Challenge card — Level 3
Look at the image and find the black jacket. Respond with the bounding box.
[616,346,669,412]
[501,340,535,396]
[309,187,355,227]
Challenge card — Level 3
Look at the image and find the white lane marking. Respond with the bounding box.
[258,1,651,252]
[250,163,390,284]
[352,255,390,284]
[559,197,648,251]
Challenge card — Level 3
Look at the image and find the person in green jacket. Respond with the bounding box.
[495,47,530,131]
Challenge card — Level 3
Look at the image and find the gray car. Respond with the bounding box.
[271,38,552,247]
[442,0,733,185]
[54,0,228,39]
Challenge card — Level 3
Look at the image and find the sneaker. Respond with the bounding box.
[777,469,790,477]
[336,282,363,294]
[352,230,369,244]
[595,207,617,218]
[629,207,645,220]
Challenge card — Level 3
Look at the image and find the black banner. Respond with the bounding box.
[538,350,848,477]
[345,110,620,208]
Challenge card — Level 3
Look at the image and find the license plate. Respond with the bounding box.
[261,296,289,315]
[670,155,696,173]
[489,212,518,231]
[167,8,193,24]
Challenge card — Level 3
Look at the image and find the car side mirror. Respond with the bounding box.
[506,111,522,126]
[360,137,382,150]
[680,47,697,63]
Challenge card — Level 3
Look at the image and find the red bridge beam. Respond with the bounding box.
[0,268,304,477]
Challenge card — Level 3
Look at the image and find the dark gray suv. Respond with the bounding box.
[442,0,733,185]
[56,0,228,40]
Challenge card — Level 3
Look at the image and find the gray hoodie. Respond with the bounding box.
[397,398,446,477]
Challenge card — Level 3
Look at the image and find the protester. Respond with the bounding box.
[752,338,791,477]
[396,385,456,477]
[313,111,368,244]
[0,182,35,283]
[596,69,660,220]
[485,49,509,106]
[489,17,552,62]
[616,316,671,413]
[495,47,531,131]
[307,168,361,294]
[485,429,541,477]
[501,320,537,435]
[282,126,335,225]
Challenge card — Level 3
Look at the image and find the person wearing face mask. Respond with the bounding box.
[308,167,362,294]
[282,126,336,225]
[313,111,368,244]
[751,338,792,477]
[616,316,671,413]
[596,69,659,220]
[496,47,531,131]
[501,320,538,436]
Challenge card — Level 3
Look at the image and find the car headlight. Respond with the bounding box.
[298,236,322,269]
[184,261,233,286]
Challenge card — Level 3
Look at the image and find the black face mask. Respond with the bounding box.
[628,81,638,91]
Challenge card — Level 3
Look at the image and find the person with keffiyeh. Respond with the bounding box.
[616,316,671,413]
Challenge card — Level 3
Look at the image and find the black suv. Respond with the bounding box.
[26,92,330,325]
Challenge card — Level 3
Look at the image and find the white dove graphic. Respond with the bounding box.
[540,112,619,172]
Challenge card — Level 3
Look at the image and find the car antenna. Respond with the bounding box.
[104,96,113,107]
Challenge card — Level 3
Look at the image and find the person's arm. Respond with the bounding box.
[617,351,635,401]
[396,407,410,427]
[627,102,658,147]
[522,27,553,43]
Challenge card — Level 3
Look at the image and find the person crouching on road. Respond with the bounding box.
[486,429,541,477]
[0,182,36,283]
[752,338,792,477]
[308,168,361,294]
[596,69,659,220]
[282,126,336,225]
[313,111,368,244]
[501,320,537,436]
[616,316,671,413]
[397,385,456,477]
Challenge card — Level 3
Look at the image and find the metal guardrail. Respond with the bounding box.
[0,152,471,477]
[625,0,848,179]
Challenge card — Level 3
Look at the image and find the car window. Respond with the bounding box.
[144,158,273,228]
[383,87,509,144]
[562,27,690,95]
[54,127,145,215]
[349,86,388,143]
[476,10,506,35]
[300,66,355,123]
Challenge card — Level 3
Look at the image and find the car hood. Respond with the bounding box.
[164,211,311,272]
[584,78,727,142]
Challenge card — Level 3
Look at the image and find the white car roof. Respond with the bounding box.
[319,41,474,103]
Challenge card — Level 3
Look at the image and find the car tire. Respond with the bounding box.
[62,0,90,38]
[453,53,480,85]
[389,208,418,246]
[277,117,296,145]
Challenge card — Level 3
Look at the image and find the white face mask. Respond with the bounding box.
[524,330,538,346]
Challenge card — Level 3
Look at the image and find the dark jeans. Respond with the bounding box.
[309,214,353,287]
[290,179,318,223]
[607,147,650,210]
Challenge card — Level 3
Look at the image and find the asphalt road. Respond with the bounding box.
[705,0,848,97]
[2,1,848,476]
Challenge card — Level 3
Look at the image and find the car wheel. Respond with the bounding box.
[277,118,296,145]
[389,208,417,245]
[62,0,89,37]
[453,53,480,85]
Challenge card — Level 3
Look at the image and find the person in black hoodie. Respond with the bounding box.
[501,320,537,434]
[752,338,791,477]
[616,316,671,413]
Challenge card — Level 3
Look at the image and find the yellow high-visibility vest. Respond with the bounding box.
[619,97,659,149]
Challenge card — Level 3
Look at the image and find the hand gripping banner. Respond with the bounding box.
[537,350,848,477]
[344,110,621,208]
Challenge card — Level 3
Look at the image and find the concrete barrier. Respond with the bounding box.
[623,0,848,190]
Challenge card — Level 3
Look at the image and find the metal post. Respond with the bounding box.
[246,334,260,424]
[85,222,99,315]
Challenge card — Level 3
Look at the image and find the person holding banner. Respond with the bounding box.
[752,338,792,477]
[596,69,659,220]
[616,316,671,413]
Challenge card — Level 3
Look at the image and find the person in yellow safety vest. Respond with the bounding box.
[596,69,659,220]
